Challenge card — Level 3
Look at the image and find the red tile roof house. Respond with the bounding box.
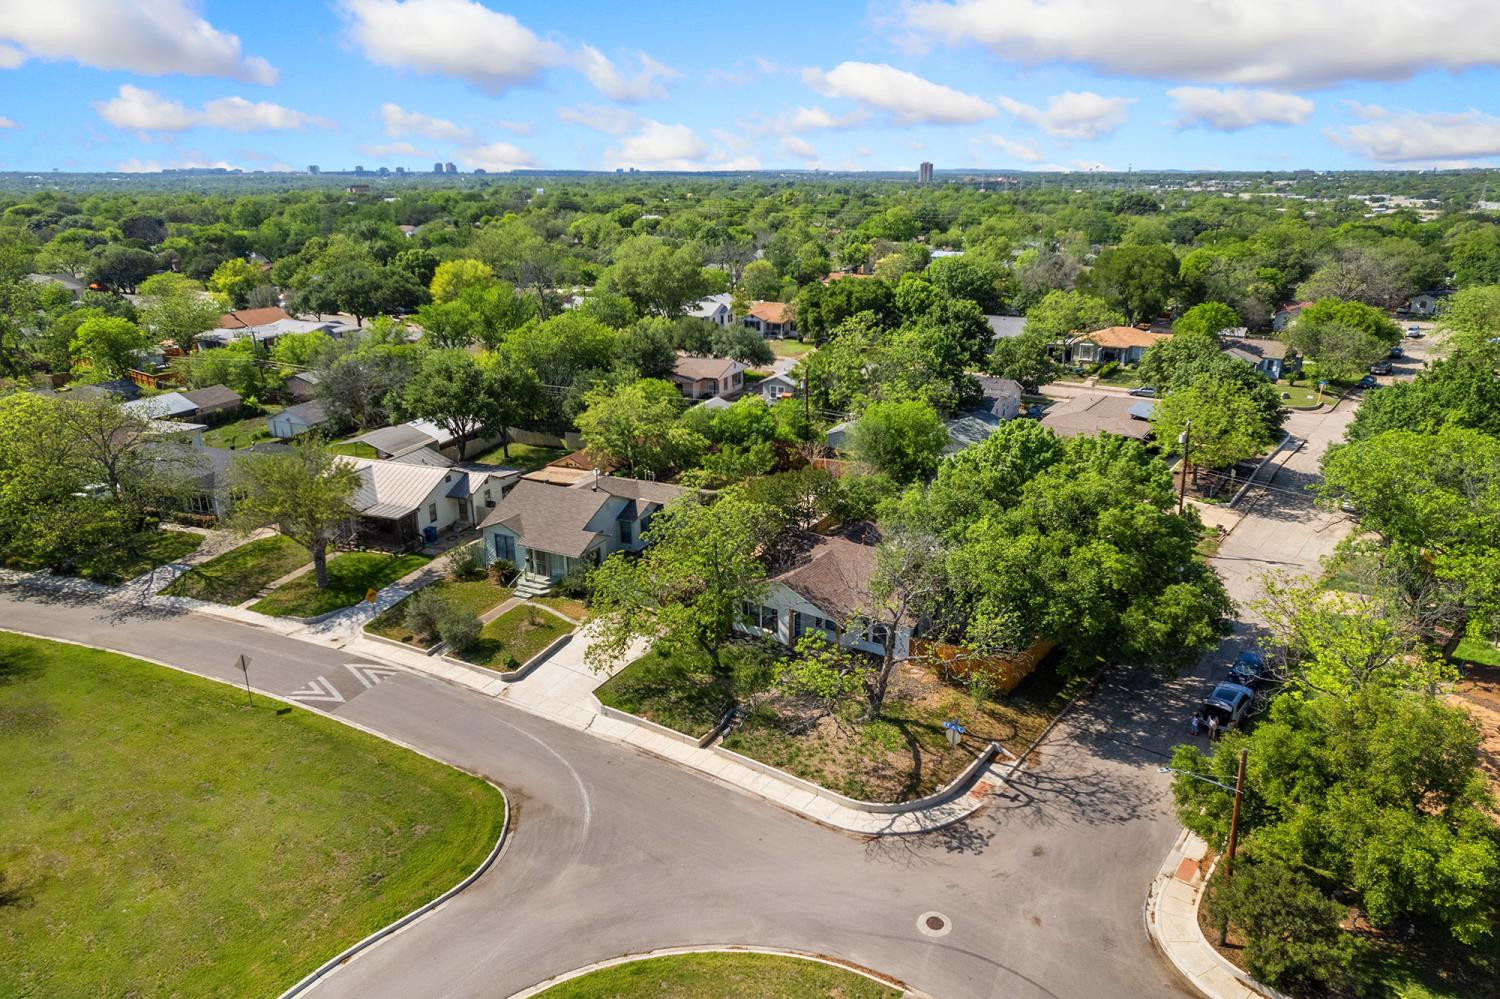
[670,352,746,400]
[742,301,796,338]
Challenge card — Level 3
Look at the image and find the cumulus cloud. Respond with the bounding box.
[904,0,1500,87]
[557,103,641,136]
[379,102,474,143]
[340,0,674,101]
[996,91,1133,139]
[95,85,331,133]
[978,134,1046,163]
[603,120,757,171]
[805,61,995,124]
[0,0,276,84]
[1168,87,1313,131]
[577,46,676,101]
[458,140,537,171]
[781,135,819,162]
[360,141,431,158]
[1327,106,1500,163]
[0,115,16,129]
[114,149,294,173]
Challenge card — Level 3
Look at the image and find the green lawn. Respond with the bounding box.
[78,529,204,585]
[0,632,505,999]
[534,595,590,622]
[366,578,512,647]
[329,440,377,459]
[769,338,814,359]
[457,604,573,671]
[468,441,567,471]
[251,551,430,618]
[1454,635,1500,669]
[200,405,281,450]
[536,952,900,999]
[161,535,311,605]
[595,641,775,738]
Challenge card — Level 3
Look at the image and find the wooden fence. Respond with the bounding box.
[912,636,1057,695]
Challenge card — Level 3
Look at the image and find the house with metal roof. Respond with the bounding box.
[122,392,198,420]
[337,455,517,546]
[686,293,735,326]
[478,475,684,595]
[267,400,330,439]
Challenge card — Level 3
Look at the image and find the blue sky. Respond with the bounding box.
[2,0,1500,174]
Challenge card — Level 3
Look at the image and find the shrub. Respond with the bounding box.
[1096,360,1120,378]
[489,557,515,585]
[402,588,447,644]
[446,543,488,582]
[437,606,482,654]
[554,565,593,599]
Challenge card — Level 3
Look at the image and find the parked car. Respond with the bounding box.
[1357,374,1379,389]
[1192,682,1257,734]
[1128,385,1158,397]
[1227,650,1269,689]
[1369,360,1393,375]
[1405,326,1424,338]
[1389,345,1404,359]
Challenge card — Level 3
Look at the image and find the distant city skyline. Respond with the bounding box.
[2,1,1500,175]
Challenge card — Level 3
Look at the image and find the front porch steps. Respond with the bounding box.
[513,572,553,598]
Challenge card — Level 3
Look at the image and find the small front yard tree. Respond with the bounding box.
[576,377,705,476]
[1150,375,1276,478]
[586,490,781,692]
[847,399,947,484]
[230,440,361,589]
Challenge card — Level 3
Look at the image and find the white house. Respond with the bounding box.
[480,476,684,595]
[337,456,516,546]
[267,401,330,439]
[737,532,913,660]
[686,293,735,326]
[757,371,801,402]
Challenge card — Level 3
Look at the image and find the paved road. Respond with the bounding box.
[0,584,1203,999]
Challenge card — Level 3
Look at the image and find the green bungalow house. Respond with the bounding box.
[478,475,684,596]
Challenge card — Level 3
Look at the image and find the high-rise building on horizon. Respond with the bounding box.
[918,161,934,184]
[433,162,444,174]
[444,162,457,174]
[307,164,319,174]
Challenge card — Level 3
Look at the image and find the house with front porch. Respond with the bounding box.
[737,531,913,660]
[670,353,745,400]
[338,456,516,547]
[743,301,795,338]
[1069,326,1170,365]
[479,475,684,596]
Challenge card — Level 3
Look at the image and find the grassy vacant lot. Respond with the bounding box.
[77,528,203,585]
[200,405,280,449]
[595,641,775,739]
[161,535,310,604]
[366,578,512,647]
[0,632,504,999]
[537,952,900,998]
[251,551,429,618]
[458,604,573,671]
[724,658,1082,802]
[468,441,567,471]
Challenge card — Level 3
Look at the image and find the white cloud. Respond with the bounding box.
[557,104,641,136]
[576,46,676,101]
[0,0,276,84]
[1169,87,1313,131]
[805,61,995,124]
[379,102,474,143]
[495,120,533,135]
[457,140,537,172]
[95,85,331,133]
[603,120,757,171]
[905,0,1500,87]
[979,134,1046,163]
[781,135,819,162]
[996,91,1133,139]
[360,141,431,158]
[0,115,16,129]
[113,149,294,173]
[1327,107,1500,163]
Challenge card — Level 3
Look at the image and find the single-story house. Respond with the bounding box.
[690,395,735,413]
[122,392,198,420]
[1271,301,1313,332]
[479,475,684,590]
[181,384,242,421]
[218,306,290,330]
[26,272,86,299]
[67,378,143,402]
[975,376,1024,420]
[670,353,745,400]
[522,448,623,486]
[1404,290,1452,317]
[743,301,795,338]
[199,315,355,351]
[338,456,515,545]
[985,315,1027,341]
[756,371,801,402]
[943,413,1002,454]
[268,400,329,439]
[738,530,912,660]
[687,293,735,326]
[284,371,320,402]
[1219,335,1301,381]
[347,422,457,459]
[1038,394,1157,441]
[1070,327,1171,365]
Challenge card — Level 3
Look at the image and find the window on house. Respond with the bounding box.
[428,502,438,523]
[741,602,778,632]
[494,534,515,562]
[618,519,633,545]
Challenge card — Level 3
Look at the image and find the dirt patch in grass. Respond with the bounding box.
[365,579,512,647]
[161,535,310,604]
[533,595,589,622]
[723,658,1082,803]
[457,604,573,671]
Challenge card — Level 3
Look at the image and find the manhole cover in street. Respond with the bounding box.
[917,911,952,937]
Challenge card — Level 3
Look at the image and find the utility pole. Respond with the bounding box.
[801,377,810,430]
[1177,418,1192,515]
[1218,747,1249,946]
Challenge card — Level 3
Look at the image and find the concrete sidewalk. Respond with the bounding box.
[1146,830,1279,999]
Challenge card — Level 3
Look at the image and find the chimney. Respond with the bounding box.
[592,467,600,491]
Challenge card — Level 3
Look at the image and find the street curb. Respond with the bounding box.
[504,945,931,999]
[0,626,513,999]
